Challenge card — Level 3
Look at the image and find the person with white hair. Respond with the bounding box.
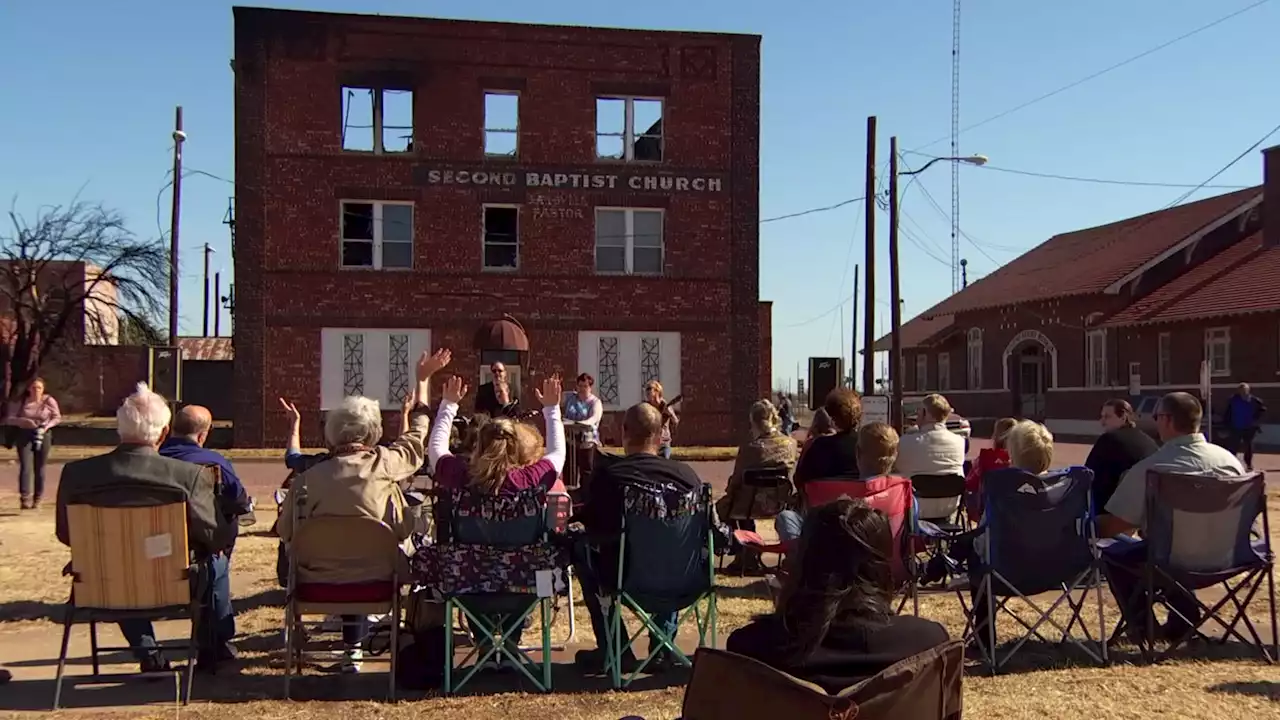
[276,348,449,673]
[55,382,229,674]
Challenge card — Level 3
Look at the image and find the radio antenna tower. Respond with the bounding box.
[950,0,962,293]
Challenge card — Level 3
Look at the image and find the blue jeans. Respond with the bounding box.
[775,509,804,545]
[119,553,235,661]
[659,444,672,459]
[573,542,677,656]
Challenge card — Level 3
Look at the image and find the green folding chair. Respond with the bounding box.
[604,483,719,689]
[434,486,569,694]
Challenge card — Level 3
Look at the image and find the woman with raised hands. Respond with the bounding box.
[428,370,566,495]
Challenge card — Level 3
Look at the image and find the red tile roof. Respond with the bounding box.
[1103,232,1280,326]
[921,187,1262,318]
[177,336,233,361]
[872,314,955,352]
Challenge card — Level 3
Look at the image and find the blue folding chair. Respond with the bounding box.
[603,483,720,689]
[1104,470,1276,664]
[958,466,1108,672]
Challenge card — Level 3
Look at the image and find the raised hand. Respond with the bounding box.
[443,374,469,405]
[417,348,453,383]
[534,373,563,408]
[278,398,301,425]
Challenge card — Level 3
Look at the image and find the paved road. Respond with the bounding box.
[3,440,1277,503]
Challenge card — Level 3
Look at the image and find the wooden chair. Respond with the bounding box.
[54,501,205,709]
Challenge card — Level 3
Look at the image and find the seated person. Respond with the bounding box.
[967,419,1054,645]
[475,362,521,418]
[277,349,443,673]
[896,394,966,521]
[1086,399,1158,512]
[963,417,1016,523]
[158,404,252,666]
[726,499,949,691]
[719,399,799,574]
[572,403,730,674]
[794,388,862,489]
[1099,392,1243,641]
[798,408,835,462]
[428,374,565,495]
[56,383,231,673]
[774,422,901,546]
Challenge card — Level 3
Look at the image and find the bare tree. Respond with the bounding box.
[0,201,167,402]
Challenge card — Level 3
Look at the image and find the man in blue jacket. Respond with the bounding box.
[159,405,251,668]
[1223,383,1266,471]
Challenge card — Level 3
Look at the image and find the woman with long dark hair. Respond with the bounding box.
[5,377,61,510]
[726,499,948,691]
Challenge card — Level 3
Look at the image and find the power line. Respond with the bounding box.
[911,0,1274,151]
[761,196,864,224]
[903,153,1255,189]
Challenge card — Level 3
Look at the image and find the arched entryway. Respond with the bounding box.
[1002,330,1058,420]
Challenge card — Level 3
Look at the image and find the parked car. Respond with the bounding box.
[902,397,972,439]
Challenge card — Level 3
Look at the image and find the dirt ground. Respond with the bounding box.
[1,447,1278,719]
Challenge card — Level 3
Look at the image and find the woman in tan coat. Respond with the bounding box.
[719,399,798,574]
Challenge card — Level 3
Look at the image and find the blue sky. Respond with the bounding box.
[2,0,1278,389]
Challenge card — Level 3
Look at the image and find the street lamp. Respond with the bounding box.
[887,142,987,430]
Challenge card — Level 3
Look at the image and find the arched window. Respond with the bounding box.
[967,328,983,390]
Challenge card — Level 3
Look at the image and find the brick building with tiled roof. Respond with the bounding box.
[876,145,1280,443]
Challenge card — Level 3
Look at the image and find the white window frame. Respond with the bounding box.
[594,207,664,276]
[483,91,519,157]
[938,351,951,392]
[321,328,431,410]
[339,200,414,270]
[481,204,520,271]
[1086,329,1107,388]
[915,354,928,392]
[595,96,664,162]
[966,328,982,390]
[1204,327,1231,377]
[341,87,413,154]
[1157,332,1172,385]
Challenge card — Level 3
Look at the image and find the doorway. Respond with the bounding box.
[1016,345,1046,419]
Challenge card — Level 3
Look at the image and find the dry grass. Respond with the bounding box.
[2,497,1279,719]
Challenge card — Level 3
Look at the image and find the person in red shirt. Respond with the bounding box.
[964,417,1017,523]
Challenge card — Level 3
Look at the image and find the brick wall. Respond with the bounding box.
[233,9,761,448]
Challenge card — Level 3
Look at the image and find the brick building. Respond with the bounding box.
[231,7,764,448]
[878,146,1280,443]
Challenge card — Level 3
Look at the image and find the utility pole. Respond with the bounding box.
[167,106,186,344]
[851,264,859,389]
[888,136,903,431]
[202,243,213,337]
[862,116,877,396]
[213,271,222,337]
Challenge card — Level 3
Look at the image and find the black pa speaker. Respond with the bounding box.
[808,357,845,410]
[149,346,183,402]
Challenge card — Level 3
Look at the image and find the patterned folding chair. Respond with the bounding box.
[53,499,208,709]
[679,641,965,720]
[1106,470,1276,663]
[283,514,404,700]
[603,483,719,689]
[959,466,1108,672]
[416,485,568,694]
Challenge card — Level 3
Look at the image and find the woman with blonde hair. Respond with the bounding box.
[644,380,679,459]
[719,399,799,574]
[429,372,566,495]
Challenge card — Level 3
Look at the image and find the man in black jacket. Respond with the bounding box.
[1086,399,1159,511]
[475,362,520,417]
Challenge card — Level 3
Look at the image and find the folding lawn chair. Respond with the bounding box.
[720,462,793,576]
[432,485,569,694]
[911,473,969,588]
[603,483,719,689]
[958,466,1108,672]
[679,641,965,720]
[1105,470,1276,664]
[282,514,404,700]
[53,499,209,710]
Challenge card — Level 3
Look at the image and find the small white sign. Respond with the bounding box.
[861,395,891,427]
[143,533,173,560]
[535,570,554,598]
